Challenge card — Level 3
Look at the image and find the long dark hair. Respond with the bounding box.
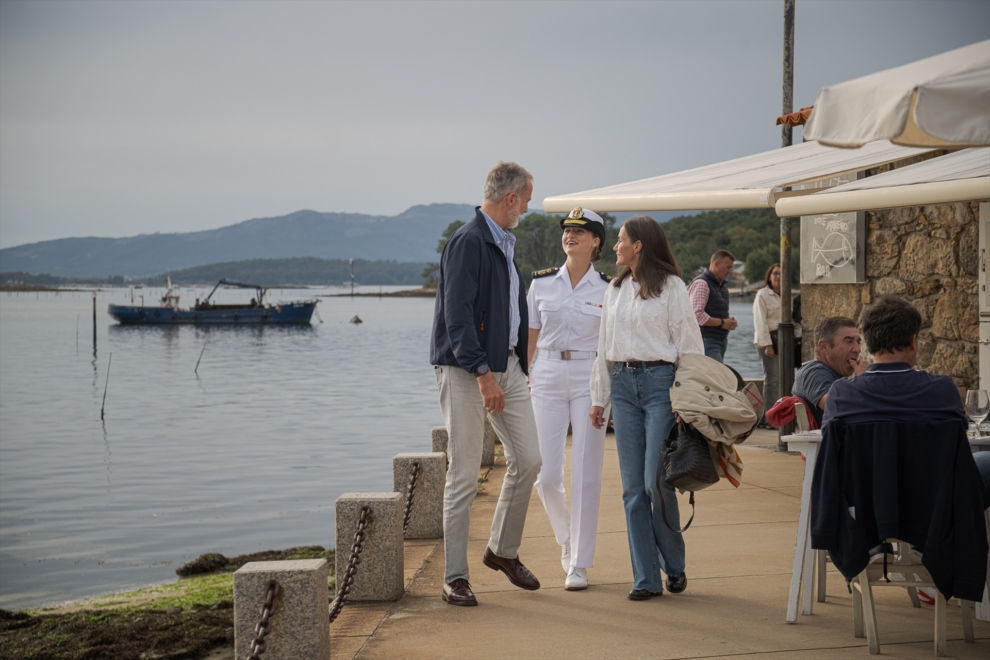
[612,216,681,299]
[764,262,781,290]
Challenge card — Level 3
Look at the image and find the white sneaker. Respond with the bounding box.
[565,567,588,591]
[560,539,571,574]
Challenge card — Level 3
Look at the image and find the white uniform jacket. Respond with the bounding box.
[527,264,610,357]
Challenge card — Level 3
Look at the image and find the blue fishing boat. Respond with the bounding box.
[107,279,317,325]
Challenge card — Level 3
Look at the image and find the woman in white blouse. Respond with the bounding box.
[527,208,610,592]
[753,264,801,410]
[753,263,782,414]
[589,216,705,601]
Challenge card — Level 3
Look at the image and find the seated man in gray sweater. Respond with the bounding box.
[792,316,868,427]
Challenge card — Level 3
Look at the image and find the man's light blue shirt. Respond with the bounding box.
[480,209,519,349]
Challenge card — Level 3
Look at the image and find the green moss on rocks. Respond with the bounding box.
[1,546,336,660]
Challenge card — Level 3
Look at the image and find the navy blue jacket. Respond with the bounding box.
[430,208,529,375]
[823,362,968,426]
[811,418,987,602]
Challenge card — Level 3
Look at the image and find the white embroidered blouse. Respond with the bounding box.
[590,274,705,408]
[753,286,780,348]
[752,286,802,349]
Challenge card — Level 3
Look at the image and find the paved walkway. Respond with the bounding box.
[331,430,989,659]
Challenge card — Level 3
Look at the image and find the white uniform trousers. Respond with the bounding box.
[530,357,608,569]
[436,356,542,584]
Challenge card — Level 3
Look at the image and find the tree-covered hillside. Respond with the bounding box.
[662,208,798,281]
[427,208,797,287]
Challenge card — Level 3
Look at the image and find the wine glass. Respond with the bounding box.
[964,390,989,436]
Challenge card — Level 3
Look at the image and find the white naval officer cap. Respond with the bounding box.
[560,207,606,242]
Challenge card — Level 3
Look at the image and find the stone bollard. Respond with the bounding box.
[431,426,448,455]
[393,453,445,539]
[482,420,496,466]
[335,493,403,601]
[431,421,496,467]
[233,559,330,660]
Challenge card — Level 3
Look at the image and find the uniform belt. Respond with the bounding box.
[538,349,597,360]
[618,360,673,369]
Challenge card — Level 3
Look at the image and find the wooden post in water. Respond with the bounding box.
[92,291,98,354]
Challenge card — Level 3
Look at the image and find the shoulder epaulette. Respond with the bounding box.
[532,267,560,279]
[599,272,613,282]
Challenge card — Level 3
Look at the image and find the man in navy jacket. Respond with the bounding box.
[430,162,542,606]
[811,296,987,602]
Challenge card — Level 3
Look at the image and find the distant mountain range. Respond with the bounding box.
[0,205,692,278]
[0,204,477,278]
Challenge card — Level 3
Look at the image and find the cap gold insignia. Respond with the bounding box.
[568,207,584,220]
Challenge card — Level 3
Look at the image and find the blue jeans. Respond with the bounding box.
[703,336,726,362]
[610,362,686,592]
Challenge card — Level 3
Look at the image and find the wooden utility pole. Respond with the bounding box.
[777,0,796,450]
[781,0,795,150]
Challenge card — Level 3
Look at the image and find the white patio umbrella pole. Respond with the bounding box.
[777,0,796,451]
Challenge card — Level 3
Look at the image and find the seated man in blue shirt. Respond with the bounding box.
[792,316,868,427]
[823,296,989,506]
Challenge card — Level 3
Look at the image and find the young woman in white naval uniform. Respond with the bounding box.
[526,207,611,591]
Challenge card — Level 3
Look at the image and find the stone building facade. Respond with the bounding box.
[800,158,984,390]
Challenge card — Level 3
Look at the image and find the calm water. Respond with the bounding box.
[0,287,760,610]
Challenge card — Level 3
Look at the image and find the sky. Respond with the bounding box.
[0,0,988,249]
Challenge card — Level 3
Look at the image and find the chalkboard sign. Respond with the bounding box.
[800,172,866,284]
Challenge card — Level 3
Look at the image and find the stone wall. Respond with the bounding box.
[801,197,982,391]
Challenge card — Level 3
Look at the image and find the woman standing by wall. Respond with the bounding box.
[527,208,611,591]
[753,263,782,415]
[753,263,801,417]
[589,216,704,601]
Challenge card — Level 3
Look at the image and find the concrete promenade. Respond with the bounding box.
[330,430,989,659]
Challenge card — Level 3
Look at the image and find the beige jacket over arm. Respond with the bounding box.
[669,353,763,445]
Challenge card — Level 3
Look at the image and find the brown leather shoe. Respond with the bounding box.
[442,578,477,606]
[482,547,541,590]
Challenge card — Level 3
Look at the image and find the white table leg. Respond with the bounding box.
[787,441,818,623]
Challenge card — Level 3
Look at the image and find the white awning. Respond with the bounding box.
[542,140,933,214]
[803,40,990,149]
[774,147,990,217]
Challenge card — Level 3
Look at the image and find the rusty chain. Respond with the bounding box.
[328,505,372,624]
[402,461,421,534]
[246,580,281,660]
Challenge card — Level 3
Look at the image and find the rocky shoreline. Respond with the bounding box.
[322,287,436,298]
[0,546,335,660]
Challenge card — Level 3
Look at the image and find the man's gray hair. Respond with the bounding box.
[814,316,857,348]
[484,162,532,204]
[710,249,735,264]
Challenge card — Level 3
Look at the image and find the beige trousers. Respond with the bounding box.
[435,355,542,583]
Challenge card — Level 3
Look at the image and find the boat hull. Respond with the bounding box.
[107,301,316,325]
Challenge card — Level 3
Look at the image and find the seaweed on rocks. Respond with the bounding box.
[0,546,335,660]
[175,546,333,578]
[0,603,234,660]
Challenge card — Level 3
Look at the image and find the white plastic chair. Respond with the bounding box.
[851,540,975,656]
[793,400,812,433]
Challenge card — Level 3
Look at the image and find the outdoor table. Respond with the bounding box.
[783,431,990,623]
